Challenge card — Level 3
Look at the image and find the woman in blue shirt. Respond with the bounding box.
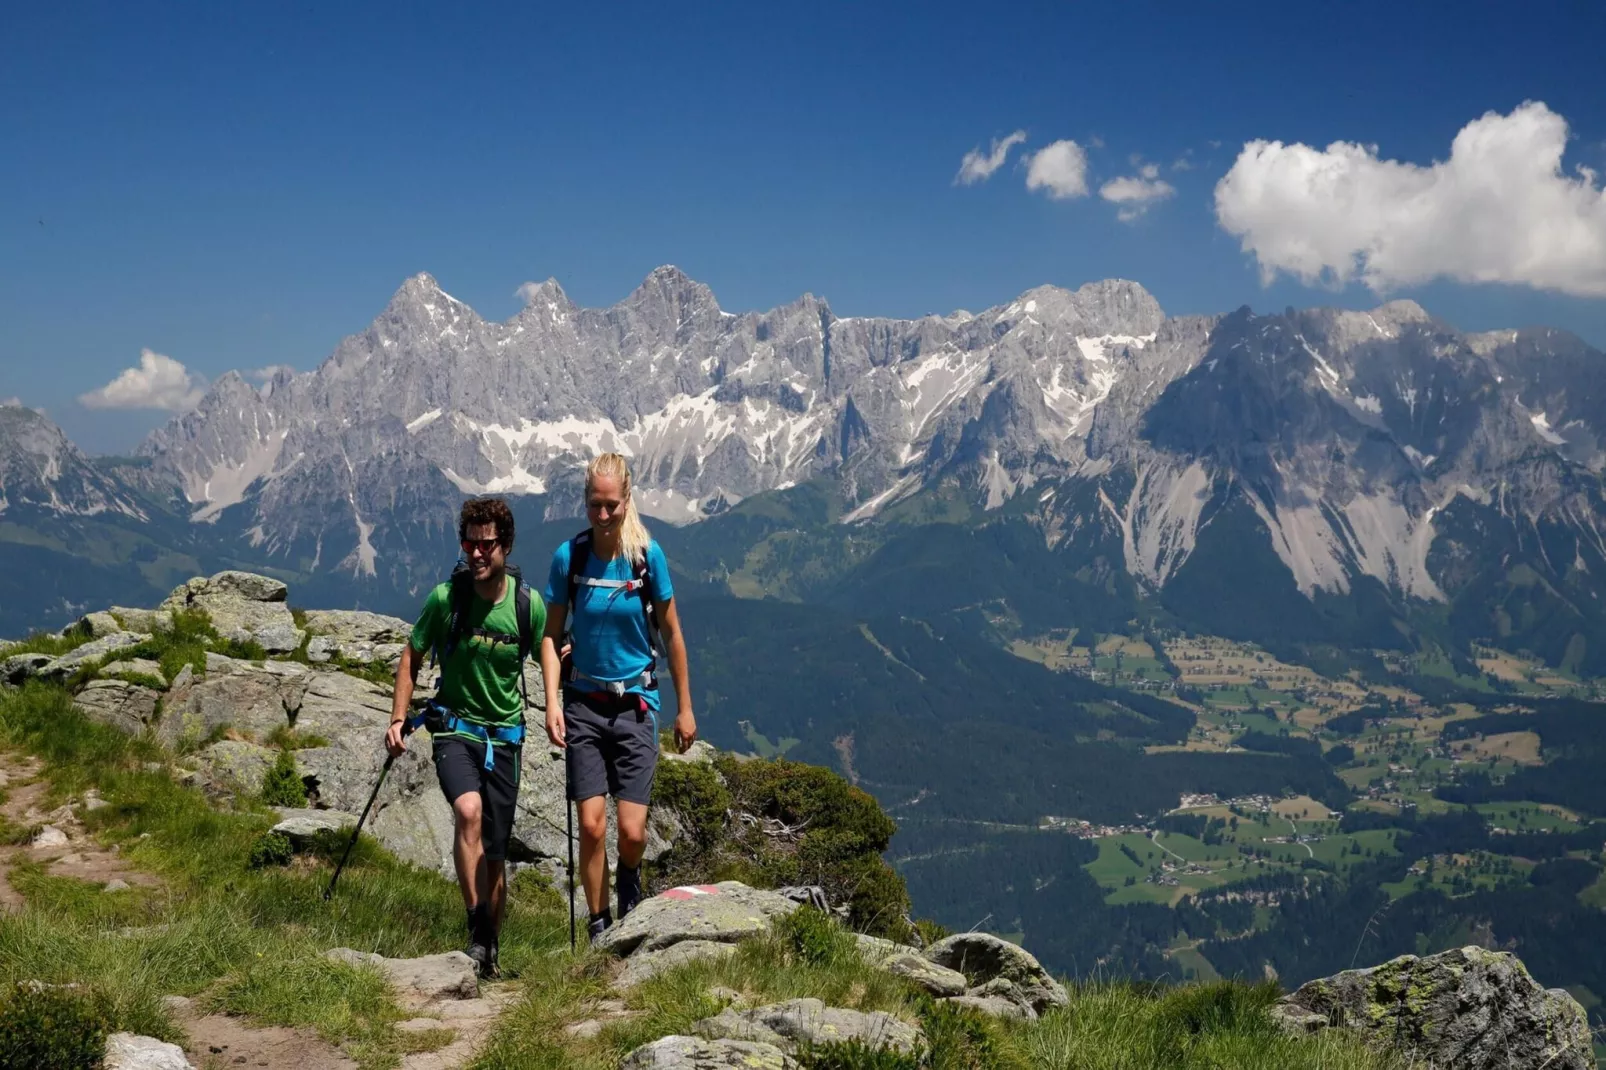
[540,452,696,942]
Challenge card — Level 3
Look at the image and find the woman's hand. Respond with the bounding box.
[674,707,697,753]
[545,705,566,748]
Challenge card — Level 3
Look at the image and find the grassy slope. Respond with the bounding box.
[0,680,1405,1070]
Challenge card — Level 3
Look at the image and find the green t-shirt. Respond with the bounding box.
[409,575,546,737]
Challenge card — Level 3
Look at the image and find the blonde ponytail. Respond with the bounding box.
[585,452,652,567]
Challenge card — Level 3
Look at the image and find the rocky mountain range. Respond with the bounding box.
[8,267,1606,670]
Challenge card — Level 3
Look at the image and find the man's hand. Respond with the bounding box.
[545,706,566,749]
[674,707,697,754]
[384,719,408,758]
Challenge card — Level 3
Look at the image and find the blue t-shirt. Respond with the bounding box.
[543,538,674,708]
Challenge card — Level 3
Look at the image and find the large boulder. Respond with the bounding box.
[157,656,313,747]
[160,571,303,653]
[104,1032,195,1070]
[616,940,738,989]
[325,948,478,1003]
[192,740,278,796]
[302,610,411,665]
[73,611,124,639]
[2,652,53,684]
[38,632,149,679]
[924,932,1068,1016]
[1273,946,1595,1070]
[694,997,922,1055]
[271,808,357,847]
[596,882,803,957]
[620,1036,797,1069]
[108,607,173,634]
[73,679,162,735]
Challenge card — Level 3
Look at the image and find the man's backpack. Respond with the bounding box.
[561,529,661,688]
[434,562,534,709]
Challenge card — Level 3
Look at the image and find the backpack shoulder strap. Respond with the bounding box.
[565,530,592,616]
[507,565,533,664]
[440,565,475,661]
[636,544,662,658]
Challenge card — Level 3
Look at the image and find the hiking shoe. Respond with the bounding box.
[465,939,492,977]
[616,865,642,920]
[587,910,613,945]
[483,936,501,980]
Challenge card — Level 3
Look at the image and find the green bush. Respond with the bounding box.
[259,750,306,807]
[775,905,846,967]
[247,831,294,869]
[651,757,732,850]
[917,996,1013,1070]
[798,1038,922,1069]
[0,982,113,1070]
[842,858,913,941]
[913,918,952,948]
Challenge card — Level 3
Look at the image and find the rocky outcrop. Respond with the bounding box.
[693,997,922,1055]
[325,948,478,1004]
[160,571,303,653]
[620,1036,797,1069]
[103,1032,195,1070]
[38,632,149,679]
[73,679,161,735]
[595,882,802,958]
[1272,946,1596,1070]
[923,931,1069,1018]
[301,609,411,666]
[615,940,738,989]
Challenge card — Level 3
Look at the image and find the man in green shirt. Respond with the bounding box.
[386,497,545,978]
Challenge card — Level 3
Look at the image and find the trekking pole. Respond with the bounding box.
[325,752,396,900]
[563,751,576,951]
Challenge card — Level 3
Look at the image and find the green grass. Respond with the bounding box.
[0,681,569,1069]
[0,680,1409,1070]
[0,629,93,658]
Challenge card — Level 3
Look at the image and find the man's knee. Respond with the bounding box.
[453,793,484,834]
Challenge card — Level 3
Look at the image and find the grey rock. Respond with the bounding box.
[103,878,131,892]
[620,1035,798,1069]
[853,933,915,962]
[663,740,717,765]
[158,657,311,748]
[882,952,967,998]
[1273,946,1595,1070]
[695,997,921,1055]
[271,808,357,846]
[395,1017,451,1034]
[2,652,53,684]
[73,679,161,735]
[160,571,302,652]
[944,994,1036,1021]
[925,932,1068,1015]
[325,947,478,1002]
[32,825,69,847]
[302,609,411,644]
[615,940,738,989]
[595,881,802,957]
[104,1033,195,1070]
[100,659,167,686]
[75,611,124,638]
[194,740,278,796]
[39,632,149,678]
[160,995,194,1016]
[109,607,173,634]
[566,1019,604,1039]
[1268,1002,1328,1035]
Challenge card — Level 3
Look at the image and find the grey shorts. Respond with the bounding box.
[563,689,660,805]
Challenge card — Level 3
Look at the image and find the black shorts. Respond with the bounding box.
[563,690,660,805]
[432,736,521,862]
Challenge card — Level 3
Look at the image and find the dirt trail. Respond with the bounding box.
[1,747,520,1068]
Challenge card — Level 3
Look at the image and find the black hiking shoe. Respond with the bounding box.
[465,904,494,978]
[587,909,613,945]
[465,939,492,977]
[616,864,642,920]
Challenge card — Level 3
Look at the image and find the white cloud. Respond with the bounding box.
[1,397,21,407]
[515,281,545,305]
[1100,172,1177,222]
[78,349,207,411]
[1025,140,1090,200]
[1214,101,1606,297]
[246,365,294,383]
[955,130,1028,186]
[1172,151,1195,172]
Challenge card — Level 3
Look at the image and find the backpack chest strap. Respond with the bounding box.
[574,575,646,593]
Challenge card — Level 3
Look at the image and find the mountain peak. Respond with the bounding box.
[621,265,722,318]
[1003,278,1163,338]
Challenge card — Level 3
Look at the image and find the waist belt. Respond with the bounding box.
[569,669,657,697]
[420,701,525,770]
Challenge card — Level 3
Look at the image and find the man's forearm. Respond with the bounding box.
[391,647,419,724]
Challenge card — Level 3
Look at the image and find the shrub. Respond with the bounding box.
[651,757,732,851]
[247,831,294,869]
[259,750,306,807]
[775,905,847,967]
[913,918,952,948]
[798,1038,922,1070]
[0,982,113,1070]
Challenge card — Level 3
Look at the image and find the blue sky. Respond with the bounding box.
[4,0,1606,453]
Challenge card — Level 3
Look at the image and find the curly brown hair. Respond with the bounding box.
[459,497,515,549]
